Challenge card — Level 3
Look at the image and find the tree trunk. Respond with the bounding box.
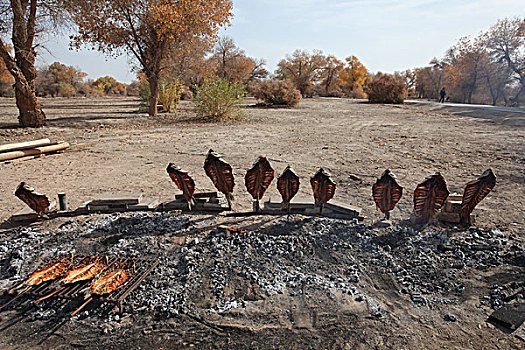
[148,74,159,117]
[0,0,45,127]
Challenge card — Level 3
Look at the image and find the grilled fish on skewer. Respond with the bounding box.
[461,169,496,224]
[277,166,300,212]
[71,260,135,317]
[372,169,403,220]
[59,255,108,284]
[204,149,235,208]
[413,172,449,226]
[245,156,275,211]
[166,163,196,210]
[15,182,50,216]
[310,168,336,213]
[24,253,75,286]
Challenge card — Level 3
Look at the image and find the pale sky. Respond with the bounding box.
[38,0,524,83]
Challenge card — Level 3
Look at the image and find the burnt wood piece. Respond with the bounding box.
[203,149,235,208]
[245,156,275,211]
[461,169,496,224]
[413,172,450,225]
[277,166,300,212]
[372,169,403,220]
[14,182,50,216]
[310,168,336,213]
[167,163,196,210]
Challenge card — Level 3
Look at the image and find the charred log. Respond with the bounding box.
[277,166,300,212]
[245,156,275,211]
[203,149,235,208]
[310,168,336,213]
[413,173,449,225]
[372,169,403,220]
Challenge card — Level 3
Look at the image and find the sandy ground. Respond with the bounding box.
[0,96,523,231]
[0,97,523,349]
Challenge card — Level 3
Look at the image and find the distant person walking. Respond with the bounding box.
[439,88,446,103]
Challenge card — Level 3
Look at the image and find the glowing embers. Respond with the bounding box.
[277,166,300,212]
[310,168,336,213]
[372,170,403,220]
[245,156,275,211]
[204,149,235,208]
[413,173,450,226]
[15,182,50,216]
[167,164,196,209]
[461,169,496,224]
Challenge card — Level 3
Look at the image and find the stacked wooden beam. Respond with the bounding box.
[264,196,363,220]
[76,194,159,214]
[160,191,230,212]
[438,193,474,224]
[0,138,70,163]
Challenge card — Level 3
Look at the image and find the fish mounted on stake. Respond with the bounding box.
[372,169,403,220]
[413,172,449,226]
[204,149,235,208]
[311,168,336,213]
[167,163,196,210]
[461,169,496,224]
[15,182,50,216]
[245,156,275,211]
[277,166,300,212]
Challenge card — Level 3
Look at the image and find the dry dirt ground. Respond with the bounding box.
[0,97,523,349]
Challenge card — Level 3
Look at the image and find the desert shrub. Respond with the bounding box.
[181,86,193,100]
[194,78,245,120]
[250,79,302,106]
[58,82,76,97]
[367,73,407,104]
[158,80,184,112]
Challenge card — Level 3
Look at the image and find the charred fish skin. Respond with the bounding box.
[15,182,50,216]
[310,168,336,213]
[461,169,496,224]
[372,169,403,220]
[60,256,107,284]
[166,163,197,209]
[245,156,275,211]
[277,166,300,211]
[204,149,235,207]
[413,172,450,226]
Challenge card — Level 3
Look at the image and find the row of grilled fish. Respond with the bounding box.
[15,149,496,226]
[21,254,134,297]
[167,150,336,212]
[168,150,496,225]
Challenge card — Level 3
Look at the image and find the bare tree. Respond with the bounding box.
[486,17,525,105]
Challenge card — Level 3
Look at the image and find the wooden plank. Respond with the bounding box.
[324,200,362,216]
[11,201,56,222]
[128,199,160,211]
[90,193,143,205]
[175,191,220,199]
[0,142,69,162]
[438,211,461,223]
[0,138,52,153]
[264,197,315,210]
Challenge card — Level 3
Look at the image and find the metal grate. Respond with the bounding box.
[4,255,158,314]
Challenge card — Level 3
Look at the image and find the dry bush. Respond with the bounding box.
[158,80,184,112]
[250,79,302,106]
[181,86,194,100]
[194,78,245,120]
[367,73,407,104]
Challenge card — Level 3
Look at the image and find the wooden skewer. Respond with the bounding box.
[71,297,93,317]
[0,287,31,311]
[33,286,65,304]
